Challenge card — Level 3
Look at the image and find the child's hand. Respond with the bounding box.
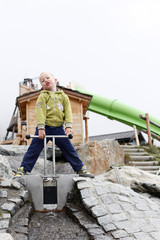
[65,127,73,136]
[38,129,46,139]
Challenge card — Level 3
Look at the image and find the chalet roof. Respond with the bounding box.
[16,85,93,120]
[89,130,146,143]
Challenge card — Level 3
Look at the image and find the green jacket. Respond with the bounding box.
[35,90,72,130]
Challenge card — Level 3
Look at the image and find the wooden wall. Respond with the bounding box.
[70,97,84,145]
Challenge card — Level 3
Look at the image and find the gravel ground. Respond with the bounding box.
[28,210,90,240]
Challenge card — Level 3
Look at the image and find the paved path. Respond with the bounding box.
[65,176,160,240]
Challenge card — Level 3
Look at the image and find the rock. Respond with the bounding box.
[11,180,21,189]
[131,182,160,197]
[19,190,30,202]
[0,155,13,180]
[91,205,108,218]
[0,233,14,240]
[77,140,124,175]
[102,166,160,186]
[82,196,99,209]
[1,202,17,216]
[0,145,29,155]
[8,203,34,240]
[0,190,7,198]
[0,147,16,156]
[47,146,67,162]
[0,220,10,229]
[0,180,12,187]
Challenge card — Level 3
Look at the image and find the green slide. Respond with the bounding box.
[75,86,160,138]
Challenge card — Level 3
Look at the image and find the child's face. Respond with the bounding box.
[39,73,57,91]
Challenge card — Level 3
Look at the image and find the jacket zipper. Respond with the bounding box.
[54,93,56,126]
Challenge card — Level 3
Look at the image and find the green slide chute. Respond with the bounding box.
[75,86,160,138]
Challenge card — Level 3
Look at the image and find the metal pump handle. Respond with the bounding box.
[25,134,73,140]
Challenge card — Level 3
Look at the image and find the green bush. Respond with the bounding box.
[124,154,130,165]
[147,145,160,155]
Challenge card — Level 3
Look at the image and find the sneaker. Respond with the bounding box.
[13,167,26,178]
[77,166,94,178]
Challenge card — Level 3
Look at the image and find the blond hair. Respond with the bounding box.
[39,72,55,80]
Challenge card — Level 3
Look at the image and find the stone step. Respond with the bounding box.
[123,148,145,153]
[136,166,160,171]
[125,152,148,156]
[148,170,160,175]
[129,156,154,161]
[129,161,159,166]
[121,145,137,148]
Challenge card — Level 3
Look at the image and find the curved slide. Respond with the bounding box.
[75,86,160,138]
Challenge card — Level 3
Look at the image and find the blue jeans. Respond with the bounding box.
[21,125,84,172]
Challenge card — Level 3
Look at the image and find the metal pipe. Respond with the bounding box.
[52,137,55,175]
[44,137,47,176]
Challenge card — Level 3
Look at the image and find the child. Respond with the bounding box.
[14,72,94,178]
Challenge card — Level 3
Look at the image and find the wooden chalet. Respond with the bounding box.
[1,79,92,146]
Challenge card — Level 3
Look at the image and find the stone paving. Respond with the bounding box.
[0,178,33,239]
[2,176,160,239]
[66,176,160,240]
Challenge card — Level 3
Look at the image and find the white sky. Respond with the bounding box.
[0,0,160,144]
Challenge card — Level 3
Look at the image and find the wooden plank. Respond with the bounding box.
[84,117,89,142]
[139,114,160,128]
[0,140,14,145]
[13,137,21,145]
[145,113,152,146]
[133,125,140,146]
[141,129,160,141]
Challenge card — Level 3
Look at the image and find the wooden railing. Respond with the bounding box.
[139,113,160,146]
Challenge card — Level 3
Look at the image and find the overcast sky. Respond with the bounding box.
[0,0,160,144]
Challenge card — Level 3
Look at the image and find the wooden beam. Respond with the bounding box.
[21,125,27,145]
[133,125,140,146]
[141,129,160,141]
[139,114,160,128]
[84,116,89,142]
[145,113,152,146]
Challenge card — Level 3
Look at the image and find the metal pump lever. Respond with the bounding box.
[25,134,73,140]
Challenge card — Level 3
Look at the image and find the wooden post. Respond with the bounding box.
[11,125,16,139]
[84,116,89,142]
[17,109,21,134]
[21,125,27,145]
[133,125,140,146]
[145,113,152,146]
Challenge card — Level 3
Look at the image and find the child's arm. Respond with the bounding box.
[35,93,47,138]
[63,94,72,129]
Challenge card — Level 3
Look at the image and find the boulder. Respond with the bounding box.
[0,155,13,180]
[131,181,160,197]
[0,146,16,156]
[101,166,160,186]
[77,139,124,176]
[0,233,14,240]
